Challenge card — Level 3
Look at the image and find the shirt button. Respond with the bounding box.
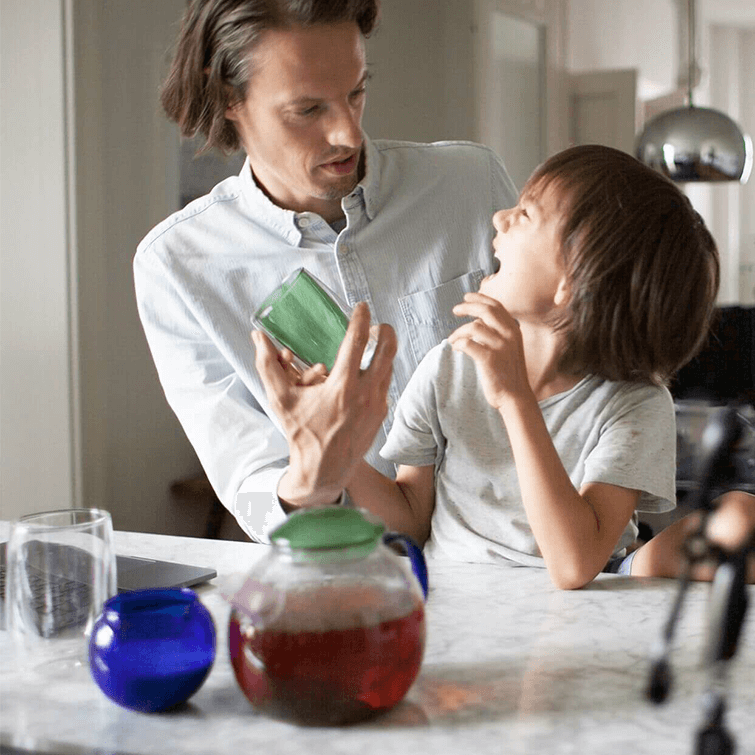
[297,217,310,228]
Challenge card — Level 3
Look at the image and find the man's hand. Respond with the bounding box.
[253,302,397,508]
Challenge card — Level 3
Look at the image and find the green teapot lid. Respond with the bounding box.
[270,506,385,555]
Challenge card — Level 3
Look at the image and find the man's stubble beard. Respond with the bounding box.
[317,173,361,201]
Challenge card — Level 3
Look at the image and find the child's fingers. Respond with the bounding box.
[450,335,490,363]
[454,298,512,325]
[448,319,504,350]
[461,291,498,306]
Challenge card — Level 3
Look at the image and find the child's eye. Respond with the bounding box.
[520,207,529,219]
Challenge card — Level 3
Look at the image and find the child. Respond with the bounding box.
[257,145,739,588]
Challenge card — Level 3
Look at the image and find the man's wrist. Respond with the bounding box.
[277,468,344,511]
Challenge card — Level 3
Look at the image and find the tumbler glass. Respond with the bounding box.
[6,508,117,671]
[252,268,376,372]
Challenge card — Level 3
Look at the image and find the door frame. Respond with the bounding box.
[474,0,569,166]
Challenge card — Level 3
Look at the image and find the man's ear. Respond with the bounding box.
[225,100,240,121]
[554,276,570,307]
[223,83,243,121]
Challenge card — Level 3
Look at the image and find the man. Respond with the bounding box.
[135,0,517,540]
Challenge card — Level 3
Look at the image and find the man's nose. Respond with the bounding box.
[327,105,363,148]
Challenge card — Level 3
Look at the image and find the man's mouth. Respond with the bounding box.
[320,152,359,175]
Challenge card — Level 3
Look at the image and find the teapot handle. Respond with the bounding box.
[382,533,429,600]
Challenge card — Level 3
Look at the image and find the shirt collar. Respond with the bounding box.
[238,157,301,242]
[237,133,382,235]
[358,135,382,221]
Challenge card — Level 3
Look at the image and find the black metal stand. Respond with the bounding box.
[693,547,750,755]
[646,405,753,755]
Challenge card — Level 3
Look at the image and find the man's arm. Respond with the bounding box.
[254,309,436,541]
[134,249,293,541]
[254,302,399,508]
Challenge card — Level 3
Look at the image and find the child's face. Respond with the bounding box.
[479,183,567,320]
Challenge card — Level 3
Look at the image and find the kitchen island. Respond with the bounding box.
[1,527,753,755]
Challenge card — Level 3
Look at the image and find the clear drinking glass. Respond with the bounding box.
[6,508,117,672]
[252,268,376,372]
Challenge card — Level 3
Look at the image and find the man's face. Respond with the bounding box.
[225,22,368,222]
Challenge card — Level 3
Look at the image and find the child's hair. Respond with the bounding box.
[525,144,720,386]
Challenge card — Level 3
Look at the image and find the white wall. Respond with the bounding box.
[0,0,75,520]
[568,0,678,99]
[700,24,755,304]
[364,1,476,143]
[73,0,204,536]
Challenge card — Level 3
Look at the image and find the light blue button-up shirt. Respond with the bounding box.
[134,137,517,540]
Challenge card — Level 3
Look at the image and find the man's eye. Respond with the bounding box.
[298,105,321,117]
[520,207,529,219]
[347,90,367,108]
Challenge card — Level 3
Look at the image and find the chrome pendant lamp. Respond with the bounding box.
[636,0,752,183]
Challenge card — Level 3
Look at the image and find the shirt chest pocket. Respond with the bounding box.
[399,269,485,368]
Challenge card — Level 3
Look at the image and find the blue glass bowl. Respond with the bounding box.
[89,588,216,712]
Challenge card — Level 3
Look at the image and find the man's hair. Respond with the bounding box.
[160,0,380,154]
[525,144,720,386]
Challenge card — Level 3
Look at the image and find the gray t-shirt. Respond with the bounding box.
[380,340,677,567]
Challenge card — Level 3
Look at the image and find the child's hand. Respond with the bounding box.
[449,292,530,409]
[707,490,755,553]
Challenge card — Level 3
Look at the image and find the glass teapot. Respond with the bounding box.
[228,506,428,726]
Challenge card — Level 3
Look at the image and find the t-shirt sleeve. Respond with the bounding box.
[380,345,446,468]
[583,384,677,513]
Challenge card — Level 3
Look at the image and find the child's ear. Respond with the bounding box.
[553,276,570,307]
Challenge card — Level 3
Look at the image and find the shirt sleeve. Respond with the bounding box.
[133,246,290,542]
[488,148,519,212]
[380,345,446,468]
[583,384,677,514]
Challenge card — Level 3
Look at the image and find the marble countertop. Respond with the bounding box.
[1,528,754,755]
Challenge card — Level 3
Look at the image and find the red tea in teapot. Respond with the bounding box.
[229,582,425,725]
